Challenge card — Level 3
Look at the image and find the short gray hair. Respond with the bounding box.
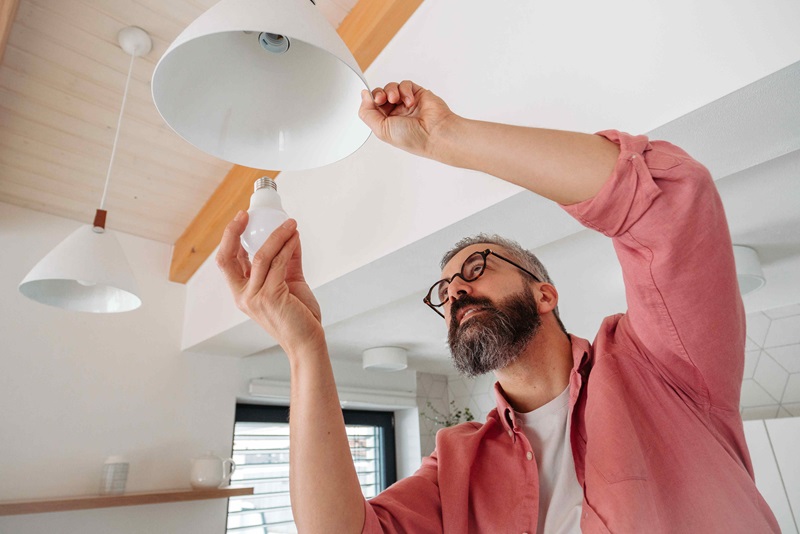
[440,234,566,332]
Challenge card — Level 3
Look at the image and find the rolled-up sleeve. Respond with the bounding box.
[362,455,443,534]
[563,131,662,236]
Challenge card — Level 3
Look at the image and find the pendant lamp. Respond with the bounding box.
[18,27,151,313]
[151,0,371,171]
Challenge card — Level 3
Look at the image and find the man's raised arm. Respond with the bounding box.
[358,80,620,205]
[216,213,365,533]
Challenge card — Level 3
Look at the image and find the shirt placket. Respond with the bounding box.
[505,407,540,534]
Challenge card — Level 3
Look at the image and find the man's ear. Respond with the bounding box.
[535,283,559,314]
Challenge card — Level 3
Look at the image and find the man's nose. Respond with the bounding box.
[447,275,473,301]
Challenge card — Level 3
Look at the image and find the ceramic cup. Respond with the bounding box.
[190,452,235,489]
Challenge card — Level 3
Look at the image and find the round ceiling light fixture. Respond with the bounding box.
[362,347,408,372]
[733,245,766,295]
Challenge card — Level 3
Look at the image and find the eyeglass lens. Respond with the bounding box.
[432,251,486,306]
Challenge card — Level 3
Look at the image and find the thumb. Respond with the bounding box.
[358,89,386,136]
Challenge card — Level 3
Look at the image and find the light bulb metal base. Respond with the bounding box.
[254,177,278,192]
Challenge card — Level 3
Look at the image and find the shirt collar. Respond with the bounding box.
[493,334,593,435]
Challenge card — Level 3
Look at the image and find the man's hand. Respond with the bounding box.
[216,212,324,355]
[359,80,455,159]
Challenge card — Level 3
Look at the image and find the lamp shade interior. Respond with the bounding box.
[19,226,142,313]
[152,0,371,171]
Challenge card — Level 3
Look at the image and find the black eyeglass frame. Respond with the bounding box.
[423,249,542,318]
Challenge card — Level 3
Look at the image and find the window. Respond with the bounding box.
[226,404,396,534]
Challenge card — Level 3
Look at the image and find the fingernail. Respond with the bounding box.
[405,98,412,107]
[234,210,245,221]
[281,218,296,229]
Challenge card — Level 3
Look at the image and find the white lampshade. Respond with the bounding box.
[19,226,142,313]
[733,245,766,295]
[363,347,408,372]
[152,0,371,171]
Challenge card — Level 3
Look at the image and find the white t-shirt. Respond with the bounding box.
[515,386,583,534]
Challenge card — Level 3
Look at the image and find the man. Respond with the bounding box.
[216,81,779,533]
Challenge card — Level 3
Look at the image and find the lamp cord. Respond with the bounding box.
[99,50,136,211]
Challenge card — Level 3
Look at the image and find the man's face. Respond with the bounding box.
[441,245,542,376]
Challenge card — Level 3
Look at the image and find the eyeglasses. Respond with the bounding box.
[423,249,542,318]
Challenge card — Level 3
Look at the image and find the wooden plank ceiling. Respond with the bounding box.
[0,0,423,283]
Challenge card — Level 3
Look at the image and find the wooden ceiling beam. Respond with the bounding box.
[169,0,424,283]
[0,0,20,64]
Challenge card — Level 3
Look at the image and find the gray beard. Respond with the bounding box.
[447,290,542,377]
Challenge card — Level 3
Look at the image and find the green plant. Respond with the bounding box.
[422,400,475,427]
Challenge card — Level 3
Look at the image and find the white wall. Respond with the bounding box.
[742,305,800,419]
[416,372,450,456]
[0,202,241,533]
[744,419,800,533]
[766,417,800,531]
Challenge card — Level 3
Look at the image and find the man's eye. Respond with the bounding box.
[468,263,483,277]
[437,284,449,302]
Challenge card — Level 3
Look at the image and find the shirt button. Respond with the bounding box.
[526,451,533,461]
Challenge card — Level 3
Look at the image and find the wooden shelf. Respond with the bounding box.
[0,487,254,516]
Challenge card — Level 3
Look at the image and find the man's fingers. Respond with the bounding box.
[371,87,387,105]
[237,244,251,279]
[285,229,306,283]
[398,80,416,107]
[216,210,249,291]
[246,218,298,296]
[359,90,387,135]
[264,231,300,293]
[382,82,400,104]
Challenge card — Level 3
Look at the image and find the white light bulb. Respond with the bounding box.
[241,177,289,256]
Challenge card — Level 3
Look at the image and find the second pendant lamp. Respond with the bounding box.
[18,27,150,313]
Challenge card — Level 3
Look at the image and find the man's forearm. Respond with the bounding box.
[430,116,620,205]
[288,346,365,534]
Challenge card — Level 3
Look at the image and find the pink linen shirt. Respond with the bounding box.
[361,131,780,533]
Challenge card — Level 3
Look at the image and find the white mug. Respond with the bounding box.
[190,451,235,489]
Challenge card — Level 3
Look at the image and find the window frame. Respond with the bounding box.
[227,403,397,533]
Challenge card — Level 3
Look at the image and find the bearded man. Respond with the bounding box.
[216,81,779,533]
